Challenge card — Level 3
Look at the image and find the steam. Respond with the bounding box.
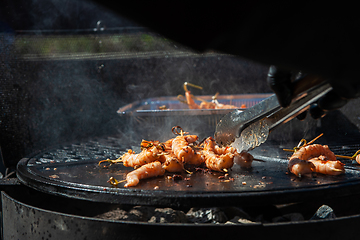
[2,0,275,164]
[24,0,138,31]
[27,60,123,151]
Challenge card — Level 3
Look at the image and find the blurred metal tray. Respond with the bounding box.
[117,93,272,116]
[117,93,272,137]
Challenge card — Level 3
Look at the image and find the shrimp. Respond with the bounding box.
[183,82,203,109]
[185,90,201,109]
[213,142,253,168]
[124,161,165,187]
[215,103,238,109]
[291,144,337,161]
[308,156,345,175]
[122,145,162,168]
[162,153,184,172]
[199,101,216,109]
[211,92,238,109]
[288,158,315,177]
[180,82,239,110]
[213,145,236,155]
[202,137,234,172]
[163,138,174,150]
[171,134,200,164]
[234,151,254,169]
[212,96,237,109]
[289,144,344,176]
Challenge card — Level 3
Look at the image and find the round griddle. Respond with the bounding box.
[16,136,360,208]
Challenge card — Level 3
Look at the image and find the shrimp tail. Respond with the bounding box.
[288,158,315,177]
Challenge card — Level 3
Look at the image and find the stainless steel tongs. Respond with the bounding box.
[214,75,332,152]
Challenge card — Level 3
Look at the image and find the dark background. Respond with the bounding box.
[0,0,138,31]
[0,0,271,170]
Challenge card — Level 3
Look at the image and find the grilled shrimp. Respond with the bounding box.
[163,138,174,150]
[291,144,337,161]
[172,134,200,164]
[124,161,165,187]
[213,145,236,154]
[202,137,234,172]
[234,151,254,168]
[122,146,162,168]
[289,144,344,176]
[309,156,345,175]
[212,141,253,168]
[162,153,184,172]
[288,158,315,177]
[357,154,360,165]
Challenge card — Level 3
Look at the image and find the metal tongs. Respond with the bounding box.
[214,75,333,152]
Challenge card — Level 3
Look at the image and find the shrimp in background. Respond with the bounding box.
[179,82,240,110]
[211,93,238,109]
[185,90,201,109]
[183,82,203,109]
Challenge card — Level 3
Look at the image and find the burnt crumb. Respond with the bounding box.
[218,173,234,182]
[195,167,212,174]
[172,174,183,181]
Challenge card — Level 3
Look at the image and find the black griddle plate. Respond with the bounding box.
[16,136,360,208]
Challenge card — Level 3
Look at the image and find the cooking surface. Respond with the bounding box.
[17,135,360,207]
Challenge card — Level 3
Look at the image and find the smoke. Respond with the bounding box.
[2,0,138,31]
[24,60,123,152]
[1,0,276,167]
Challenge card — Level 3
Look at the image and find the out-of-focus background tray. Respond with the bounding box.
[117,93,272,139]
[117,93,272,116]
